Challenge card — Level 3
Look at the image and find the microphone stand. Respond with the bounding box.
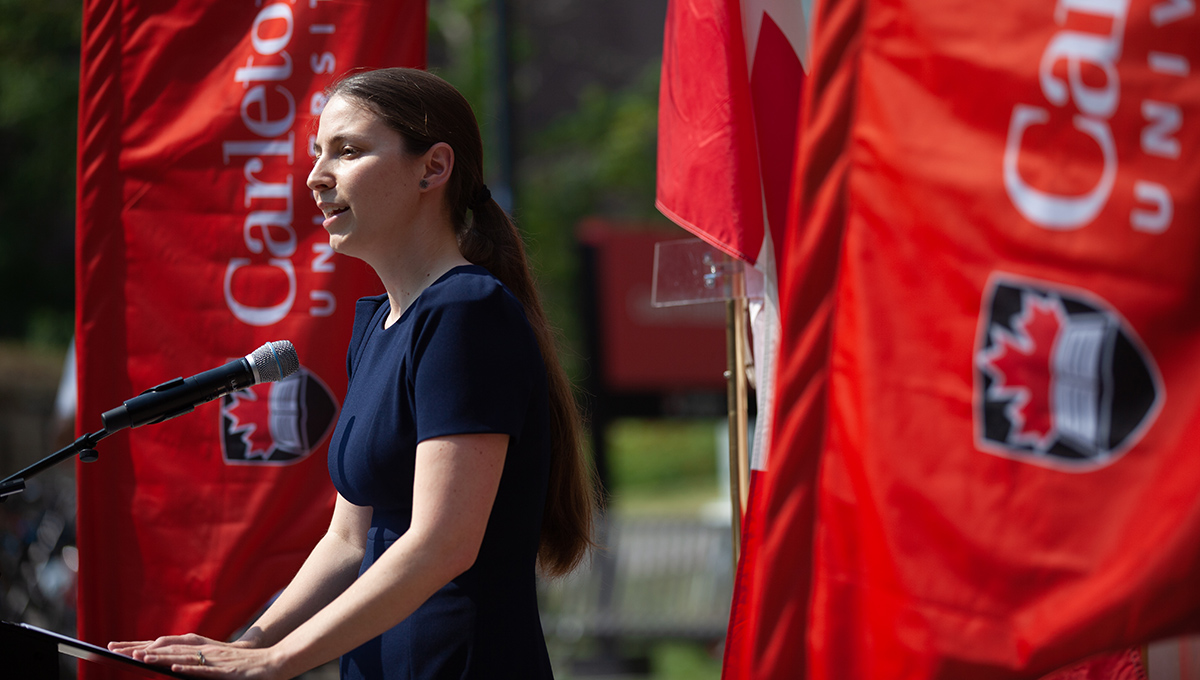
[0,429,111,500]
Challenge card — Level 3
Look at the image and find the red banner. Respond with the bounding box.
[721,0,856,674]
[75,0,424,673]
[1044,649,1147,680]
[755,0,1200,677]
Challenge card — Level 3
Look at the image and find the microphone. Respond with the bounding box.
[100,340,300,433]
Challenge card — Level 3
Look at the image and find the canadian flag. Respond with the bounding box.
[655,0,813,676]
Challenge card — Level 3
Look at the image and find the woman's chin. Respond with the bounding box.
[327,235,376,265]
[327,233,351,253]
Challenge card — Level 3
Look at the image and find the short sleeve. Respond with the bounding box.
[409,281,542,443]
[348,295,388,378]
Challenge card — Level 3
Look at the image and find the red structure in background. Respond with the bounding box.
[575,218,733,495]
[577,218,727,395]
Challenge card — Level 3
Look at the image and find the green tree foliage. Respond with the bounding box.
[517,65,668,378]
[430,0,669,380]
[428,0,495,182]
[0,0,81,347]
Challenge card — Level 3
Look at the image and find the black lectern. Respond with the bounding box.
[0,621,192,679]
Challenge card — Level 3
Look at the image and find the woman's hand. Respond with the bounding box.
[109,633,246,659]
[108,634,286,679]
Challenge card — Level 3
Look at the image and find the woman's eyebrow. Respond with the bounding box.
[312,133,351,155]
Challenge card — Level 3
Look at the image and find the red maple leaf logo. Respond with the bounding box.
[981,294,1065,445]
[223,383,276,459]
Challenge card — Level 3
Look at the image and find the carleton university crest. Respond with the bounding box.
[974,275,1163,470]
[220,366,339,465]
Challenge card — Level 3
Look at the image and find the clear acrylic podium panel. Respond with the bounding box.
[651,238,763,308]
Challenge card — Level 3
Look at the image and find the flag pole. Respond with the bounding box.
[725,271,750,563]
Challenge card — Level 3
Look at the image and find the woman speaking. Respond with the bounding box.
[111,67,598,680]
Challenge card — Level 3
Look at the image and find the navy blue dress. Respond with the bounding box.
[327,265,554,679]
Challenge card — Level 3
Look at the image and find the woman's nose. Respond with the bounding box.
[307,158,332,191]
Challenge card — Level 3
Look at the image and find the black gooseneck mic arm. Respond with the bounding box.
[0,428,111,499]
[0,340,299,500]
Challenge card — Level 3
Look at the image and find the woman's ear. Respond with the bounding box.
[419,142,454,191]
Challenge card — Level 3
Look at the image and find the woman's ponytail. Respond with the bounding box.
[461,193,598,577]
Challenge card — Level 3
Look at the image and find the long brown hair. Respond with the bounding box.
[328,67,597,577]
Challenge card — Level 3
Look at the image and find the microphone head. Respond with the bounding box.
[249,340,300,383]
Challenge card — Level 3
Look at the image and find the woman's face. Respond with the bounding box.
[307,94,423,260]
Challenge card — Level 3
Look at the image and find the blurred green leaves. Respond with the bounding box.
[516,63,665,379]
[522,63,662,224]
[0,0,81,346]
[430,0,669,380]
[608,418,718,483]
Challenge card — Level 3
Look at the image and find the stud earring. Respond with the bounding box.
[419,179,429,189]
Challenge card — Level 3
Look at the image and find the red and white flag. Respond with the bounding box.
[656,0,814,675]
[752,0,1200,677]
[74,1,424,676]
